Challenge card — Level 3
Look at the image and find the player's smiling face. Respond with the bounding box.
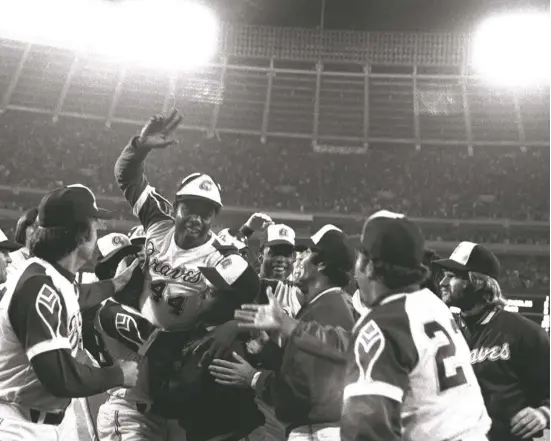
[174,198,217,247]
[260,244,294,280]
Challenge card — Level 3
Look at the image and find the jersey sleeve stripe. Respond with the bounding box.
[199,254,249,288]
[343,380,404,403]
[133,185,155,218]
[27,338,72,360]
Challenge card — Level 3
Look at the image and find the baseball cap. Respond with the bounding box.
[175,173,222,208]
[95,233,142,280]
[360,210,424,267]
[265,224,295,247]
[128,225,146,245]
[37,184,111,228]
[308,224,354,272]
[432,241,501,280]
[0,228,23,252]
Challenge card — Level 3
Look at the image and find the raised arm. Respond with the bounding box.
[114,109,182,232]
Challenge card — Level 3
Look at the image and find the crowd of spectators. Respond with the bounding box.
[0,111,548,291]
[0,111,548,220]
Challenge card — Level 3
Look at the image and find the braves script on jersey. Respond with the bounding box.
[115,140,254,331]
[0,258,83,412]
[343,289,490,441]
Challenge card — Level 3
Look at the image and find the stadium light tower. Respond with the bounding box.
[471,12,550,88]
[0,0,218,71]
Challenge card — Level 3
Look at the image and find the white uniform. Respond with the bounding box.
[140,218,242,330]
[343,289,490,441]
[0,257,83,441]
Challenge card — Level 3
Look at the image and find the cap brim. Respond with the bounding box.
[130,236,147,245]
[432,258,469,274]
[265,240,295,248]
[0,240,23,252]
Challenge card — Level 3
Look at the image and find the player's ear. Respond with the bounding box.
[258,254,263,264]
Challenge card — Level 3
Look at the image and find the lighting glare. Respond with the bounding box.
[472,12,551,88]
[0,0,218,71]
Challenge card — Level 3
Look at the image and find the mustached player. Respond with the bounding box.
[115,109,260,332]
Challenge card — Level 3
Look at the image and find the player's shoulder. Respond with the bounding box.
[13,262,54,293]
[497,308,548,338]
[146,218,175,237]
[356,291,423,367]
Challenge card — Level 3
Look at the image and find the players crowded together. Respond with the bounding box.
[0,107,548,441]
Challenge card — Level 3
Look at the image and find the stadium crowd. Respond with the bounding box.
[0,111,548,293]
[0,112,549,221]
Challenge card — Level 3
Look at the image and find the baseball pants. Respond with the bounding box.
[0,401,75,441]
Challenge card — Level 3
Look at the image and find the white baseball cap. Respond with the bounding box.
[265,224,295,247]
[175,173,222,208]
[95,233,142,280]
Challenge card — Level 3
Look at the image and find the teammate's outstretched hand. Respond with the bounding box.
[116,360,140,388]
[234,288,298,337]
[136,108,183,149]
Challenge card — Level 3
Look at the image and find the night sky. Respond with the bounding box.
[204,0,549,32]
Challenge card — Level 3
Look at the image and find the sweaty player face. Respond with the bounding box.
[0,250,12,284]
[174,199,217,245]
[260,244,294,280]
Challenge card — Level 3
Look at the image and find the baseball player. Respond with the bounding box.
[215,225,356,441]
[257,224,302,316]
[434,242,550,441]
[235,211,491,441]
[0,184,140,441]
[114,109,260,331]
[0,228,23,286]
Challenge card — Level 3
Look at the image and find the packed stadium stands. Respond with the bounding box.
[0,112,549,221]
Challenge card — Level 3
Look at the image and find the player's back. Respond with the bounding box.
[402,289,490,440]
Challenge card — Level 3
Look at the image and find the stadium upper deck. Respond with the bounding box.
[0,28,548,147]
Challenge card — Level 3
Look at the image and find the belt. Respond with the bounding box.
[29,409,65,425]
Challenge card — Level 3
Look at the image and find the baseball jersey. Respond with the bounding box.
[342,289,490,441]
[96,299,159,403]
[455,307,550,441]
[115,140,259,331]
[0,257,83,412]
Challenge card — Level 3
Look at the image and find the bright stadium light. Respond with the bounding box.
[472,12,551,88]
[0,0,219,71]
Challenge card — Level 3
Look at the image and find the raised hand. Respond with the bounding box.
[244,213,274,232]
[136,109,183,149]
[234,287,286,331]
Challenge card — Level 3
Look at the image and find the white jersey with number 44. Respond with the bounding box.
[344,289,490,441]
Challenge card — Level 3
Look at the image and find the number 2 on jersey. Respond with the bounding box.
[424,320,467,393]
